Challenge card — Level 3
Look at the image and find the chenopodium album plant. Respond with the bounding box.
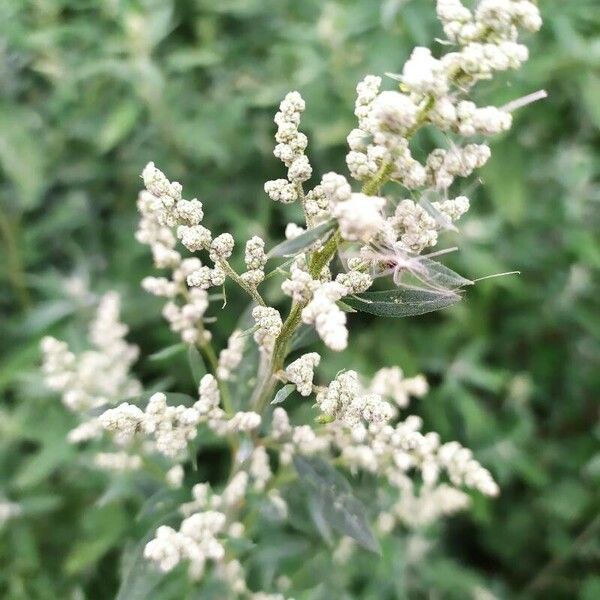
[40,1,543,596]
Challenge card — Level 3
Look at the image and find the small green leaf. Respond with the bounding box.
[268,220,336,258]
[187,345,206,386]
[271,383,295,405]
[293,456,380,554]
[148,343,186,362]
[344,287,463,317]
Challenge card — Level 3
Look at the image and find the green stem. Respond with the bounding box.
[219,259,266,306]
[0,210,31,311]
[251,230,341,413]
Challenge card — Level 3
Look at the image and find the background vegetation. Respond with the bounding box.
[1,0,598,598]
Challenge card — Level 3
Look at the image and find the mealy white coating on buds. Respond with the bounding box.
[354,75,382,129]
[209,233,235,262]
[301,281,349,351]
[335,270,373,294]
[94,451,143,472]
[249,446,272,492]
[217,331,245,380]
[333,193,386,242]
[315,370,393,429]
[370,367,429,408]
[266,91,312,202]
[252,306,283,354]
[40,293,141,413]
[166,464,185,488]
[144,509,227,580]
[244,236,267,270]
[264,179,298,203]
[402,47,449,97]
[281,256,319,303]
[284,352,321,396]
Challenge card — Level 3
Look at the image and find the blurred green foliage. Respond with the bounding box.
[1,0,599,598]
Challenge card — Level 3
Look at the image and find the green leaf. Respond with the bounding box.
[271,383,295,405]
[115,531,167,600]
[344,287,463,317]
[293,456,380,554]
[98,101,140,153]
[148,343,186,362]
[268,220,336,258]
[0,102,46,210]
[187,345,206,386]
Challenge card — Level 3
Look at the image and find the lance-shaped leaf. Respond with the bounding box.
[344,287,463,317]
[271,383,296,405]
[268,220,336,258]
[293,456,380,554]
[148,343,185,362]
[187,345,206,386]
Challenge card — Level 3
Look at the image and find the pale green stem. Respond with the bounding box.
[219,259,266,307]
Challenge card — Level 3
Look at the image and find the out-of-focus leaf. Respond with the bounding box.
[0,103,46,210]
[293,456,380,554]
[98,101,140,153]
[148,343,186,362]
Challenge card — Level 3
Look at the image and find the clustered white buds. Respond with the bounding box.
[332,193,386,242]
[240,236,267,288]
[136,165,219,344]
[281,256,319,304]
[265,91,311,203]
[270,407,328,465]
[98,375,261,459]
[252,306,283,354]
[301,281,349,351]
[284,352,320,396]
[370,367,428,408]
[316,370,393,428]
[217,331,245,380]
[94,451,143,472]
[144,509,227,580]
[40,293,141,415]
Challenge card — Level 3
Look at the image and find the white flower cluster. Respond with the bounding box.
[388,195,470,252]
[145,470,285,595]
[241,235,267,288]
[284,352,320,396]
[370,366,428,408]
[40,292,141,416]
[217,330,245,380]
[301,281,349,352]
[144,510,227,580]
[271,407,329,465]
[99,375,261,458]
[93,451,143,472]
[315,370,393,429]
[252,306,283,355]
[334,413,499,497]
[136,170,214,345]
[264,91,311,203]
[385,479,471,528]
